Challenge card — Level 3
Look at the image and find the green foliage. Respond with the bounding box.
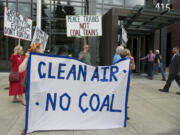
[41,0,49,30]
[54,1,75,29]
[0,2,4,16]
[33,0,49,30]
[64,1,75,15]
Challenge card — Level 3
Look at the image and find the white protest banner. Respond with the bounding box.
[25,53,130,133]
[31,26,49,50]
[4,7,32,41]
[66,15,102,37]
[122,26,127,46]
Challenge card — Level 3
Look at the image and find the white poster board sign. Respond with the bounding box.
[122,26,127,46]
[31,27,49,50]
[25,53,131,133]
[4,7,32,41]
[66,15,102,37]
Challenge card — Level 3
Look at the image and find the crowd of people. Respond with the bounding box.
[140,49,166,81]
[139,46,180,93]
[8,42,179,134]
[9,42,180,104]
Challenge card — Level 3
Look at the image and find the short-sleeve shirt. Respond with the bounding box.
[113,53,121,64]
[155,54,161,63]
[78,51,91,65]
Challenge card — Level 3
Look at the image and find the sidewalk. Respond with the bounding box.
[0,73,179,135]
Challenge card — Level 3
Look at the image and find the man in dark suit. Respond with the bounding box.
[159,46,180,93]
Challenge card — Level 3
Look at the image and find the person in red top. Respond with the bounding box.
[9,45,26,105]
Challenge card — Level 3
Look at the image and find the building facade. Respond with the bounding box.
[0,0,179,72]
[0,0,145,71]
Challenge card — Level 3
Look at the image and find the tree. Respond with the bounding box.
[0,2,7,59]
[0,2,3,15]
[54,1,76,29]
[0,2,4,31]
[64,1,75,15]
[54,1,65,29]
[33,0,49,30]
[41,0,49,30]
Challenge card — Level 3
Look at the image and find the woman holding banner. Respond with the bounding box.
[119,48,135,120]
[9,45,26,105]
[19,43,44,135]
[19,43,44,90]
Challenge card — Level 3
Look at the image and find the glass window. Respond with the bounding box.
[103,9,109,15]
[74,7,83,14]
[104,0,123,5]
[0,18,3,31]
[42,18,50,31]
[70,2,83,6]
[68,0,83,1]
[32,3,38,18]
[96,0,102,4]
[0,32,7,60]
[96,9,102,15]
[42,4,50,18]
[8,2,17,10]
[18,0,31,2]
[0,2,6,17]
[18,3,31,17]
[7,38,16,59]
[96,4,102,9]
[7,0,16,2]
[125,0,144,8]
[32,0,37,3]
[43,0,51,4]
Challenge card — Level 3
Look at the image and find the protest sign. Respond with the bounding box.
[122,26,127,46]
[66,15,102,37]
[25,53,130,133]
[4,7,32,41]
[31,26,49,50]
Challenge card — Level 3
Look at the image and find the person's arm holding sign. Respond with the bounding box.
[19,52,29,72]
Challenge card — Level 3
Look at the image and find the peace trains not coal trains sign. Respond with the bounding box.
[66,15,102,37]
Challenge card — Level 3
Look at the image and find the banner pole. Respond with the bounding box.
[84,36,86,46]
[18,39,21,47]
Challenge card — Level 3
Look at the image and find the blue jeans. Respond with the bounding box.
[151,63,166,79]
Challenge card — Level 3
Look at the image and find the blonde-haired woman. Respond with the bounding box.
[9,46,26,105]
[119,48,135,71]
[119,48,135,120]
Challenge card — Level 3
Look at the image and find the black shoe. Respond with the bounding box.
[162,79,166,81]
[159,89,169,93]
[176,92,180,95]
[148,77,153,80]
[127,116,130,120]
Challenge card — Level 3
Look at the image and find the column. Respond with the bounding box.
[160,27,167,70]
[88,0,97,65]
[37,0,42,29]
[141,36,146,72]
[136,36,141,73]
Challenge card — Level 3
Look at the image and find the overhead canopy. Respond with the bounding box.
[120,6,180,35]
